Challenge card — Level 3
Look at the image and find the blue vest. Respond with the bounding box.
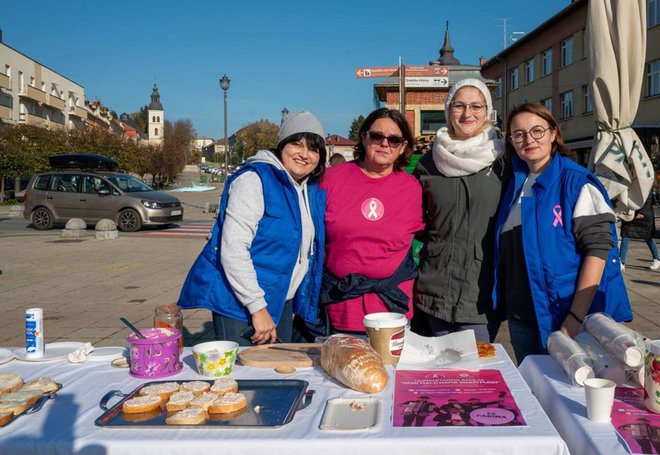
[177,162,326,324]
[492,153,632,346]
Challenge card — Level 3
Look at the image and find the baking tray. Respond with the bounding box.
[319,397,382,431]
[0,383,62,428]
[95,379,314,428]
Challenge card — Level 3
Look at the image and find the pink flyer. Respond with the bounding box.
[612,388,660,454]
[393,369,526,427]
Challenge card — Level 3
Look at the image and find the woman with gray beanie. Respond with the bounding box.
[178,111,327,345]
[412,78,507,342]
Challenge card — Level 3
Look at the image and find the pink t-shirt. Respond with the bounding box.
[320,161,424,331]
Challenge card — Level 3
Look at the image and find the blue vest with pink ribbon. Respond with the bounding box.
[492,152,632,346]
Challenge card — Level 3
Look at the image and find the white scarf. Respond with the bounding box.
[432,126,504,177]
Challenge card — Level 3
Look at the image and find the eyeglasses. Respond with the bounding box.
[450,102,486,114]
[509,126,554,143]
[365,131,405,147]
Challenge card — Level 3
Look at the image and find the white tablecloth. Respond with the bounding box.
[519,355,631,455]
[0,345,569,455]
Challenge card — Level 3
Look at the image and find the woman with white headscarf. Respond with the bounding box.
[412,78,507,342]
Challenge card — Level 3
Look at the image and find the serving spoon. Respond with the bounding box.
[120,317,147,339]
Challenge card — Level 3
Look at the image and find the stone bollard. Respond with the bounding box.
[61,218,87,239]
[8,205,23,217]
[95,219,119,240]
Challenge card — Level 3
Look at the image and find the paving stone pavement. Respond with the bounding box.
[1,169,659,365]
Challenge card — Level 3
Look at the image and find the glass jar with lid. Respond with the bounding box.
[154,304,183,353]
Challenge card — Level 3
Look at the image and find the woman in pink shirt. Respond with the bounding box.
[316,108,424,336]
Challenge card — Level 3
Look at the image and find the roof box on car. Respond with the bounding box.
[48,154,118,171]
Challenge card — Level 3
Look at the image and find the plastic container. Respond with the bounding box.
[25,308,44,359]
[154,305,183,353]
[127,327,182,379]
[644,339,660,414]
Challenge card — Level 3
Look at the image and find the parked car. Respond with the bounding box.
[23,154,183,232]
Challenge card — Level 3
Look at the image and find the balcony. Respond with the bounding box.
[0,104,11,119]
[0,73,9,90]
[68,105,87,119]
[19,85,46,104]
[47,95,66,110]
[18,112,48,128]
[49,119,66,131]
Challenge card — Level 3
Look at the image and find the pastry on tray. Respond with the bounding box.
[122,395,162,414]
[166,407,207,425]
[210,378,238,395]
[208,392,247,414]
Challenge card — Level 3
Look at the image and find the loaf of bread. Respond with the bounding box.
[320,335,388,393]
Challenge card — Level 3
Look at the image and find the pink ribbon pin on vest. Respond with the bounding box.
[552,205,563,227]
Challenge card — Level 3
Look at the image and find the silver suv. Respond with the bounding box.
[23,155,183,232]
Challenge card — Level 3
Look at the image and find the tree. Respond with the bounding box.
[149,118,196,187]
[348,115,365,141]
[234,120,278,160]
[129,106,149,135]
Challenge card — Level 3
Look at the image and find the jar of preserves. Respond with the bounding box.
[645,340,660,414]
[154,304,183,353]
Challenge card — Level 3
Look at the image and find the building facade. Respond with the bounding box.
[0,37,87,131]
[373,24,496,137]
[481,0,660,165]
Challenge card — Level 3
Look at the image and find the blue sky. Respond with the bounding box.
[3,1,569,139]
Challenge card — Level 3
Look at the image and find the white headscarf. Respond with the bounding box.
[432,78,503,176]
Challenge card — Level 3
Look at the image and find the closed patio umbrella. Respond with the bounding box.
[586,0,653,217]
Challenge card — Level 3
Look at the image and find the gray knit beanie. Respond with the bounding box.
[278,111,325,144]
[445,78,493,117]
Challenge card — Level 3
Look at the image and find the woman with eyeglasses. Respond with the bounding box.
[305,108,423,340]
[493,103,631,363]
[412,78,507,343]
[178,111,327,345]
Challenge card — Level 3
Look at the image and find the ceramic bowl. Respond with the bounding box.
[192,341,239,377]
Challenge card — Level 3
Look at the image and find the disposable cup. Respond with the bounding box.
[363,313,407,365]
[584,378,616,422]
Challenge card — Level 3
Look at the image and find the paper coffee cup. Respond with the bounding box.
[363,313,407,365]
[584,378,616,422]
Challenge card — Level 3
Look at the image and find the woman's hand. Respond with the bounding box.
[560,313,583,338]
[250,308,277,344]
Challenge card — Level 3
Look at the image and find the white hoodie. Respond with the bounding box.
[219,150,315,315]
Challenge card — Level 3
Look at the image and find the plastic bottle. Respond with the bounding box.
[645,339,660,414]
[154,304,183,353]
[25,308,44,358]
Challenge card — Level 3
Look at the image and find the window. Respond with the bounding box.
[34,175,50,191]
[152,116,156,122]
[583,84,593,113]
[650,0,660,27]
[542,49,553,76]
[495,77,502,98]
[511,67,519,91]
[82,176,111,194]
[525,58,534,84]
[560,91,573,119]
[421,111,446,134]
[648,59,660,96]
[49,174,79,193]
[18,71,24,91]
[541,97,553,113]
[561,37,574,67]
[29,76,35,87]
[154,128,159,136]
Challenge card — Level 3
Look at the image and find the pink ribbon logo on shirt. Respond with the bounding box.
[552,205,563,227]
[361,198,384,221]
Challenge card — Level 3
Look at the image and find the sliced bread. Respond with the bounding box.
[21,377,59,394]
[138,382,180,401]
[188,391,219,411]
[166,390,195,412]
[210,378,238,395]
[0,389,43,406]
[165,407,207,425]
[0,411,13,426]
[180,381,211,396]
[208,392,247,414]
[0,400,30,416]
[0,373,23,396]
[122,395,162,414]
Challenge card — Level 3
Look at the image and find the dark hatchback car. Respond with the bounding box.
[23,154,183,232]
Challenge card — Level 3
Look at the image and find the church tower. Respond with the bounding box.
[147,84,164,145]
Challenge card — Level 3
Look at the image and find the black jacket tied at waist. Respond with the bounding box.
[318,248,418,314]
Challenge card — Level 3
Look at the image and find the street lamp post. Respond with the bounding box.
[281,107,289,126]
[219,74,231,179]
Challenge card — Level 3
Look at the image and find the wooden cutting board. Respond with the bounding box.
[238,343,321,368]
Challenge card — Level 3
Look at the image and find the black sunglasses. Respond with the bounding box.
[365,131,405,147]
